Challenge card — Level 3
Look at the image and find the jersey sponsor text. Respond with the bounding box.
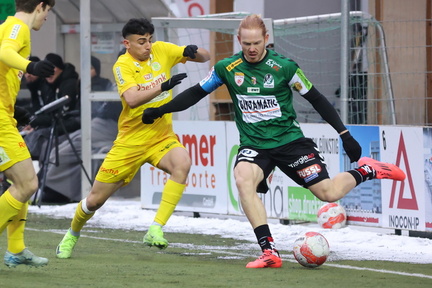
[237,94,282,123]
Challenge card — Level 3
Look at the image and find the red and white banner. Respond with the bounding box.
[380,127,425,231]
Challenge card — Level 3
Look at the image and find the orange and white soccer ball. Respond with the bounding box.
[317,202,347,229]
[293,231,330,268]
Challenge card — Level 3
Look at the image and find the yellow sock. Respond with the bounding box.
[154,179,185,226]
[71,200,95,233]
[7,201,28,253]
[0,190,24,235]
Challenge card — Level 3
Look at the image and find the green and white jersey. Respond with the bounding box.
[199,49,313,149]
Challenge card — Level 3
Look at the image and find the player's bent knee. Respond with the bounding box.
[18,177,39,198]
[29,178,39,194]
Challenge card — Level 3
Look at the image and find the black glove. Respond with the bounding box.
[14,106,31,126]
[26,60,55,77]
[142,108,162,124]
[161,73,187,92]
[183,45,198,59]
[340,131,362,163]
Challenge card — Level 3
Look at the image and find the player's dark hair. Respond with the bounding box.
[15,0,55,13]
[122,18,154,39]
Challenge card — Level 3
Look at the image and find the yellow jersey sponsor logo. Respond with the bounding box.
[152,62,161,71]
[137,74,167,91]
[99,166,119,176]
[159,141,177,152]
[115,66,124,85]
[0,147,11,165]
[9,24,21,40]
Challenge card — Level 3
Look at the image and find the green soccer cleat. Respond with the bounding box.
[143,225,168,249]
[4,248,49,268]
[56,229,80,259]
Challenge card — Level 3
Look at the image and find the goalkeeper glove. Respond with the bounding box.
[27,60,55,77]
[183,45,198,59]
[341,131,362,163]
[161,73,187,92]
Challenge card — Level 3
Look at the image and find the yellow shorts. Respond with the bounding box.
[95,135,184,185]
[0,125,31,172]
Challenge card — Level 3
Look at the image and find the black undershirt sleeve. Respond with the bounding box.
[159,83,208,115]
[301,86,347,133]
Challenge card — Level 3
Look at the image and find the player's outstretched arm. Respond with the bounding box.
[302,86,362,162]
[142,83,208,124]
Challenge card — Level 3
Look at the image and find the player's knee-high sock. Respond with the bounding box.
[347,165,375,186]
[0,190,24,235]
[71,199,95,234]
[7,201,28,253]
[254,224,276,251]
[154,179,185,226]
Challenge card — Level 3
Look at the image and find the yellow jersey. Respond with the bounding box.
[0,16,31,127]
[112,41,187,145]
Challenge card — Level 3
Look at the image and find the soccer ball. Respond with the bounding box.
[317,202,347,229]
[292,231,330,268]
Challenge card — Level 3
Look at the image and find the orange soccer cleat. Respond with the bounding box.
[245,249,282,268]
[358,157,406,181]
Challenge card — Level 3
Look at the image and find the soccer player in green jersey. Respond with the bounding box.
[55,18,210,259]
[142,14,406,268]
[0,0,55,268]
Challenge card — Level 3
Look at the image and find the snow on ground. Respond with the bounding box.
[29,198,432,264]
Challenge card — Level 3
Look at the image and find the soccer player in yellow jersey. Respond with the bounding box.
[56,18,210,258]
[0,0,55,268]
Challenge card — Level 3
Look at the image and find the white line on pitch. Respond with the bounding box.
[28,228,432,280]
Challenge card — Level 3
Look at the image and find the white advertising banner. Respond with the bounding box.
[380,126,425,231]
[140,121,431,232]
[225,121,292,219]
[140,121,228,213]
[423,127,432,231]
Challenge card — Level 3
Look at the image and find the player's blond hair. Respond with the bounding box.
[238,14,267,37]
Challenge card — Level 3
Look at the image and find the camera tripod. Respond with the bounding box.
[32,108,92,206]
